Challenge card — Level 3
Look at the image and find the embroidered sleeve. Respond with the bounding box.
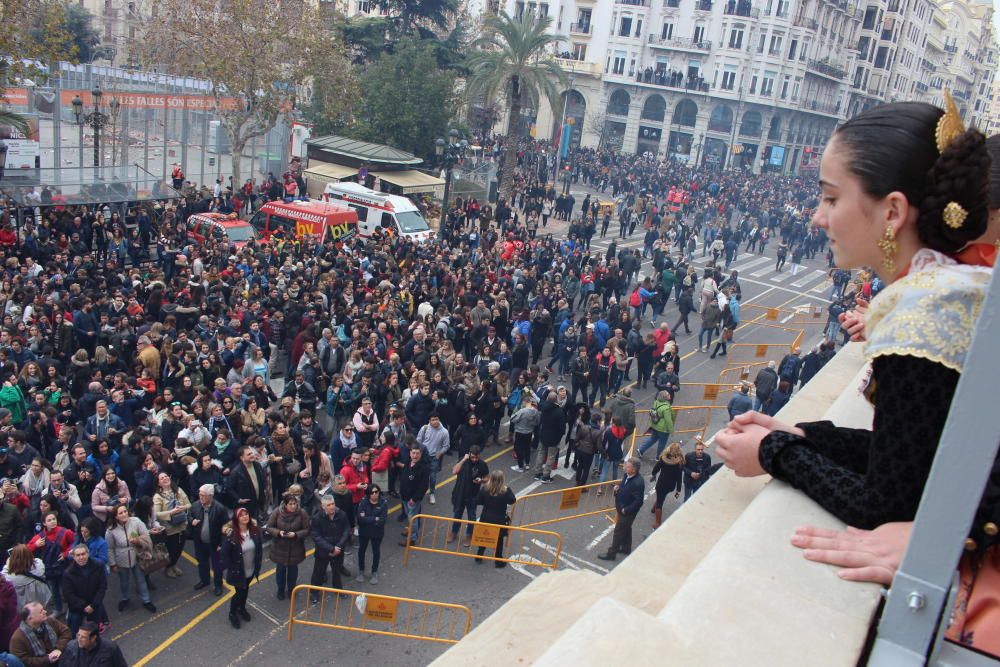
[758,355,959,529]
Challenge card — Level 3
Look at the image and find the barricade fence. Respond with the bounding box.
[675,382,739,405]
[724,342,793,368]
[510,479,619,528]
[631,405,727,451]
[716,362,767,389]
[287,585,471,645]
[402,515,563,569]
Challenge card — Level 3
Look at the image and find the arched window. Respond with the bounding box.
[641,94,667,122]
[607,89,631,116]
[768,114,783,141]
[739,110,762,137]
[708,105,734,133]
[672,99,698,127]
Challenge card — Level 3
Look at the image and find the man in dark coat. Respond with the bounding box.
[598,458,645,561]
[683,439,713,500]
[225,446,267,520]
[753,361,779,412]
[534,392,567,483]
[308,494,350,603]
[57,621,128,666]
[448,448,489,545]
[190,484,229,596]
[398,447,430,547]
[60,544,108,634]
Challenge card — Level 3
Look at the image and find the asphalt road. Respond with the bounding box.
[107,185,833,667]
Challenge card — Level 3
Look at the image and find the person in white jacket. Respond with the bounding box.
[1,544,50,610]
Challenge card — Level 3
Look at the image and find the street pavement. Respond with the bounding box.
[108,184,833,666]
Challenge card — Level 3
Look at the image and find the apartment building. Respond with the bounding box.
[78,0,148,67]
[922,0,996,128]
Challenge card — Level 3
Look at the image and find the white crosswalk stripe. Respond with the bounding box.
[585,235,833,293]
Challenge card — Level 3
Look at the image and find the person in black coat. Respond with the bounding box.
[598,458,645,561]
[220,508,263,629]
[398,447,430,547]
[448,449,489,545]
[61,544,108,634]
[683,439,712,500]
[534,394,567,482]
[57,621,128,667]
[650,444,684,528]
[354,485,388,584]
[308,494,350,601]
[474,471,517,566]
[189,484,229,595]
[225,446,267,520]
[452,413,487,458]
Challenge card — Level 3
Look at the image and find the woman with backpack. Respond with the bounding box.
[26,512,74,616]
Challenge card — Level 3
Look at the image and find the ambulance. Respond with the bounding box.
[323,182,434,243]
[248,199,358,245]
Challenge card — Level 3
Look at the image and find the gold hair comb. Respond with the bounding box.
[935,90,965,154]
[943,201,968,229]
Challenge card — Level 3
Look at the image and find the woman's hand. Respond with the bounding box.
[790,522,912,585]
[838,297,869,342]
[714,424,768,477]
[729,411,805,439]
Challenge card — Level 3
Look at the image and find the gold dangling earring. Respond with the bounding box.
[877,225,897,277]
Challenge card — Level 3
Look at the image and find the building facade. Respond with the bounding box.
[457,0,996,173]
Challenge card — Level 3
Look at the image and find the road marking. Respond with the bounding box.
[110,590,210,642]
[749,264,776,278]
[791,269,825,288]
[730,255,771,272]
[508,553,543,580]
[248,600,282,625]
[530,538,610,574]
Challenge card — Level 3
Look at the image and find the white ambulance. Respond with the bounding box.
[323,182,434,243]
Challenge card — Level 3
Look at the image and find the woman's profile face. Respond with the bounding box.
[813,137,897,272]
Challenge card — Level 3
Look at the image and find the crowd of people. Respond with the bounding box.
[0,116,903,665]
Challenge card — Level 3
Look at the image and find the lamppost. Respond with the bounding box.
[692,134,704,168]
[71,87,113,177]
[434,128,468,227]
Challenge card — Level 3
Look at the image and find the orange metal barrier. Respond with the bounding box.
[510,479,619,529]
[402,515,563,569]
[287,585,471,645]
[631,405,727,451]
[725,342,794,367]
[716,362,767,388]
[676,382,739,405]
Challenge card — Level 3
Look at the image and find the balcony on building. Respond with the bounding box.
[647,34,713,52]
[553,57,603,76]
[569,22,592,35]
[616,0,648,6]
[805,58,847,81]
[723,0,753,16]
[694,0,713,11]
[613,67,711,94]
[806,98,843,116]
[793,15,819,30]
[915,81,929,93]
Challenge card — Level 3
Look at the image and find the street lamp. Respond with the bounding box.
[72,86,113,176]
[434,128,468,230]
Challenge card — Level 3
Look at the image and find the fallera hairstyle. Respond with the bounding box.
[832,101,990,254]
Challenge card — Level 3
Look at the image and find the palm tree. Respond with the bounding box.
[466,11,567,201]
[0,110,28,137]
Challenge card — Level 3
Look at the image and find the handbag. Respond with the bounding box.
[722,327,733,342]
[167,497,188,525]
[138,542,170,574]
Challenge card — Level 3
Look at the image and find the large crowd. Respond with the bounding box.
[0,131,855,665]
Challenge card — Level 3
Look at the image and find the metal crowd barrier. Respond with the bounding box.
[510,479,619,529]
[287,585,472,645]
[402,515,563,569]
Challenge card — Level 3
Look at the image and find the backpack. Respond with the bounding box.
[629,288,642,307]
[779,356,797,379]
[40,529,68,579]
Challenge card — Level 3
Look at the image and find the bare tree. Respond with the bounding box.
[138,0,355,187]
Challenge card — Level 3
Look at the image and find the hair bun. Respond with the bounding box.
[917,128,991,253]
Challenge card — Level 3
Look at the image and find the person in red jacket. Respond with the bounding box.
[651,322,673,358]
[339,450,370,533]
